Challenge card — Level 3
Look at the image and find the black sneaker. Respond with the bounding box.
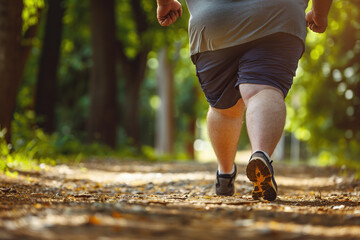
[215,164,238,196]
[246,151,278,201]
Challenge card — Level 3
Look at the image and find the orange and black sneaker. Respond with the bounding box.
[246,151,278,201]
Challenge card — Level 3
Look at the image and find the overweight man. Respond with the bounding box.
[156,0,332,201]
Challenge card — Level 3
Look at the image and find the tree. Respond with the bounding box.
[35,0,66,133]
[0,0,42,143]
[88,0,118,147]
[156,47,174,154]
[116,0,194,152]
[116,0,152,146]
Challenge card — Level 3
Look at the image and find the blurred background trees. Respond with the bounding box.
[0,0,42,143]
[286,0,360,168]
[0,0,359,171]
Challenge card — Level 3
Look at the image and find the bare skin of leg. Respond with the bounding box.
[207,99,245,173]
[207,83,284,174]
[239,84,286,156]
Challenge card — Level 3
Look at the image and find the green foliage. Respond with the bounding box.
[11,105,133,160]
[0,127,50,175]
[1,113,138,175]
[22,0,45,32]
[286,0,360,172]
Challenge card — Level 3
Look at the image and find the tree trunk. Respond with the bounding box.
[0,0,24,143]
[121,50,149,146]
[35,0,65,133]
[155,47,174,155]
[124,77,141,146]
[88,0,117,147]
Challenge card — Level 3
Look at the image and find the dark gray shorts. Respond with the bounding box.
[191,33,304,109]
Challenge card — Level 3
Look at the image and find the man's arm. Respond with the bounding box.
[157,0,182,27]
[306,0,333,33]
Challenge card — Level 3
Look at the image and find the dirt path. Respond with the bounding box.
[1,159,360,240]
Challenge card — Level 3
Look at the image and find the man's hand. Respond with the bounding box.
[157,0,182,27]
[306,9,328,33]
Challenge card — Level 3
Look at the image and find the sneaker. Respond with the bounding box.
[246,151,278,201]
[215,164,238,196]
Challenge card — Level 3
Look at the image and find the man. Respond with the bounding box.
[157,0,332,201]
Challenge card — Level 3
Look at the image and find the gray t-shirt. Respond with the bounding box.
[185,0,309,55]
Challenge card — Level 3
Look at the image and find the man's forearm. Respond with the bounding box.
[312,0,333,17]
[157,0,174,5]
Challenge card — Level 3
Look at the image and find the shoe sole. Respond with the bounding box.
[216,188,236,196]
[246,158,277,201]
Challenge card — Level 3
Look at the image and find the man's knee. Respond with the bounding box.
[239,84,284,105]
[209,99,245,118]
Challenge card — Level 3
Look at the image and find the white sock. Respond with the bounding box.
[218,164,235,175]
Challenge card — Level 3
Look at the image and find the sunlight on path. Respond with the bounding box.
[49,164,249,186]
[197,149,252,164]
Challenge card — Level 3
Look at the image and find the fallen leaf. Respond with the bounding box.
[88,215,101,225]
[112,211,122,218]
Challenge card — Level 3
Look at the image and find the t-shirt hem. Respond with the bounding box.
[189,30,306,57]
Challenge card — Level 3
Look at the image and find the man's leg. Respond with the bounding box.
[240,83,284,201]
[239,84,285,155]
[207,99,245,173]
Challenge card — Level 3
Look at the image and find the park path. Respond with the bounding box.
[0,159,360,240]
